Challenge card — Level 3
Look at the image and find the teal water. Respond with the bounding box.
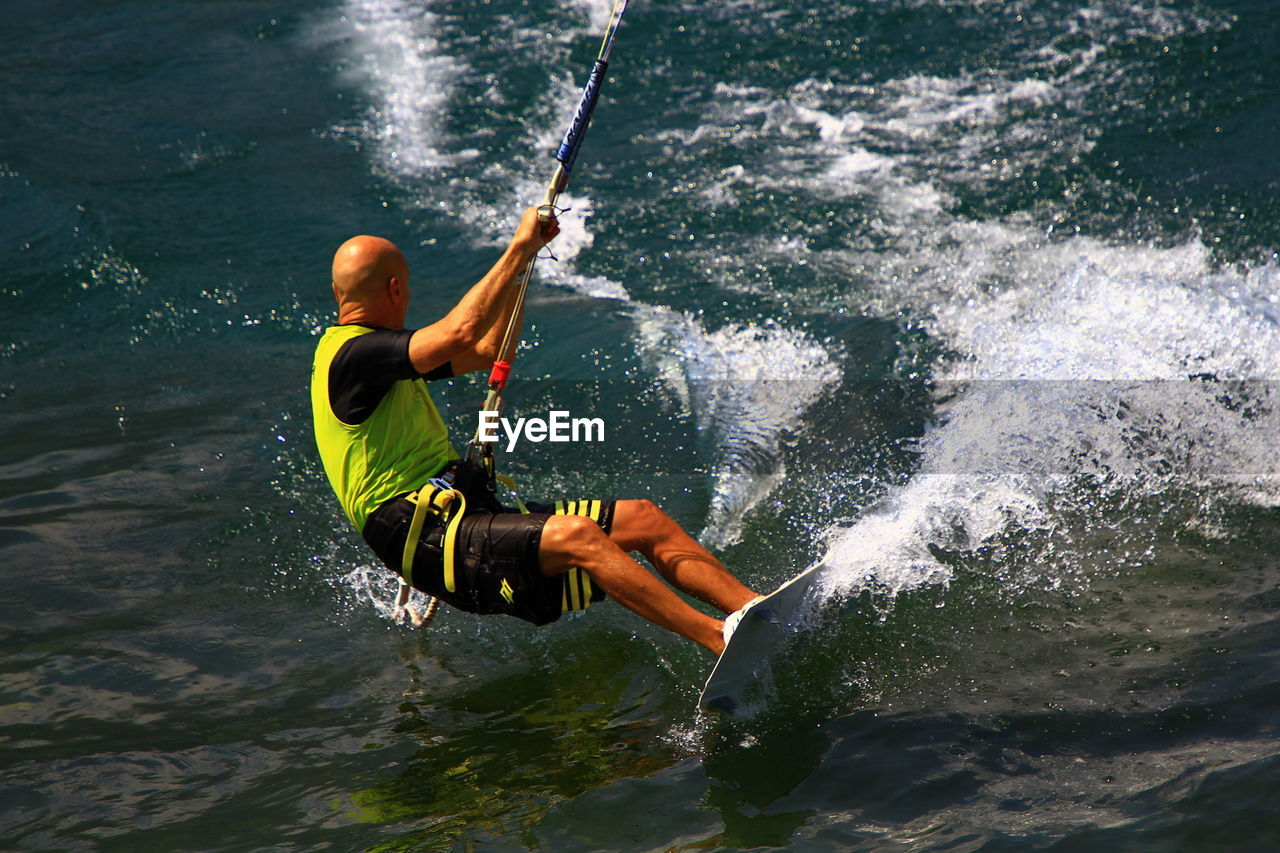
[4,0,1280,849]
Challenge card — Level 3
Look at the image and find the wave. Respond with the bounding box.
[648,0,1274,599]
[818,229,1280,599]
[325,0,476,175]
[632,307,841,547]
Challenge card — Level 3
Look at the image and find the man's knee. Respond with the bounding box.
[618,498,670,530]
[540,513,610,573]
[613,499,677,550]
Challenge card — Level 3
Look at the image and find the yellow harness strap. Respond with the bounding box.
[400,484,468,593]
[494,474,528,514]
[399,475,600,615]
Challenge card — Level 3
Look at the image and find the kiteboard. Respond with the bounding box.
[698,565,825,715]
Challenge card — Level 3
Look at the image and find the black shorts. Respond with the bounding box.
[363,477,615,626]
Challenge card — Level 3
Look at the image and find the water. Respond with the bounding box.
[4,0,1280,849]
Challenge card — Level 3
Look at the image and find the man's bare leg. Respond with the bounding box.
[608,500,759,615]
[540,513,726,654]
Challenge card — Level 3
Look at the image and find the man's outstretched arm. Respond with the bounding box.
[408,207,558,376]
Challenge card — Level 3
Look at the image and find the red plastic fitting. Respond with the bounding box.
[489,360,512,388]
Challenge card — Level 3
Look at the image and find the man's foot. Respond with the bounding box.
[722,596,765,647]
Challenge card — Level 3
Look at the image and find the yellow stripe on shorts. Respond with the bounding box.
[553,499,601,521]
[552,499,602,613]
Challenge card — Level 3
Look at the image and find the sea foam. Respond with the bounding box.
[327,0,477,175]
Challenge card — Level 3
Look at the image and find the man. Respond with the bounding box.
[311,207,760,654]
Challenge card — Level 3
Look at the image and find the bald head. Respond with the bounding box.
[332,235,408,300]
[331,235,410,326]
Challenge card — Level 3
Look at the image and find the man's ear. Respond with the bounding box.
[387,275,403,306]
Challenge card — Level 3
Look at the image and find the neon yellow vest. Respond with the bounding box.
[311,325,456,532]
